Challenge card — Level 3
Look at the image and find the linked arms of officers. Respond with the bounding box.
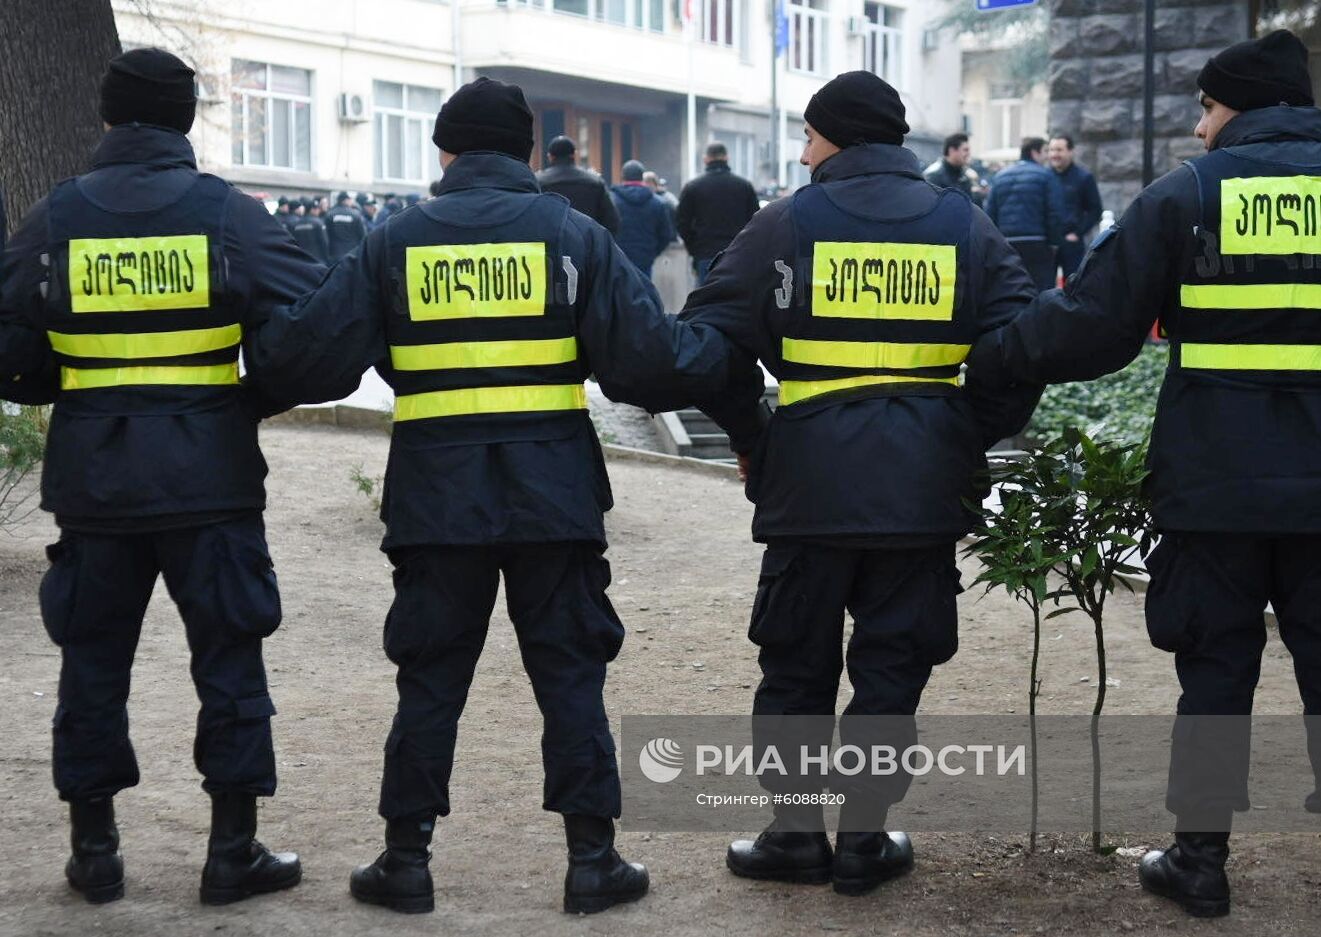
[0,198,59,404]
[967,167,1193,388]
[242,225,388,411]
[574,220,761,417]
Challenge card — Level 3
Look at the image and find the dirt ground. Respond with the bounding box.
[2,422,1319,937]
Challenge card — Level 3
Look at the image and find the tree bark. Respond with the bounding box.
[0,0,121,224]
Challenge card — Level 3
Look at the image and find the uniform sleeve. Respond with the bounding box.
[1045,172,1067,246]
[243,224,389,409]
[0,198,59,403]
[967,166,1193,387]
[675,203,790,453]
[574,219,741,415]
[962,209,1044,447]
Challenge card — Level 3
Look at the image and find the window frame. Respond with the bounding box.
[374,81,446,185]
[231,59,314,173]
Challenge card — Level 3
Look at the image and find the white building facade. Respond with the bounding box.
[114,0,963,198]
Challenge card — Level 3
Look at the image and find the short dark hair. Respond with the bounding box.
[547,135,575,159]
[1020,136,1047,160]
[1050,133,1075,149]
[705,142,728,160]
[942,133,969,156]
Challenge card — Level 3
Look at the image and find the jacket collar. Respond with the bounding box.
[812,144,922,184]
[704,160,731,174]
[1213,106,1321,150]
[438,152,540,195]
[90,124,197,170]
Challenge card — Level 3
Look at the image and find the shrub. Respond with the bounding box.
[1027,343,1167,447]
[0,404,48,531]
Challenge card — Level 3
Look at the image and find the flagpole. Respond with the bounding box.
[686,7,698,182]
[770,3,779,189]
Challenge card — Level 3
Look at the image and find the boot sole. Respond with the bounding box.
[200,867,302,906]
[1139,875,1230,918]
[349,879,435,914]
[726,856,833,885]
[832,857,915,896]
[69,879,125,905]
[563,884,649,914]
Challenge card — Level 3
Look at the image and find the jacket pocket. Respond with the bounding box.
[1144,535,1195,653]
[213,524,282,639]
[39,539,82,647]
[748,544,806,648]
[913,561,963,666]
[580,547,626,663]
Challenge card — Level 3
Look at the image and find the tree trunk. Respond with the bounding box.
[0,0,121,224]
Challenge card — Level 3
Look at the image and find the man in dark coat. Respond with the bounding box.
[535,135,620,235]
[969,30,1321,919]
[290,196,329,262]
[0,47,323,907]
[676,141,761,284]
[325,190,368,261]
[984,137,1067,291]
[609,160,674,277]
[677,70,1041,897]
[1047,134,1103,278]
[244,77,751,917]
[923,132,986,208]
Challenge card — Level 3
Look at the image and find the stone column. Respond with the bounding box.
[1047,0,1249,215]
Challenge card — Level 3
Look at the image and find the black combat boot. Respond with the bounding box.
[562,815,649,914]
[66,797,125,904]
[349,816,436,914]
[199,791,301,905]
[832,831,914,896]
[726,804,832,885]
[1138,832,1230,918]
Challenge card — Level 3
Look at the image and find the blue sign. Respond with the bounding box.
[976,0,1038,10]
[775,1,789,57]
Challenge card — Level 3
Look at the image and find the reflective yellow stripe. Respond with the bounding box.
[779,374,959,406]
[781,338,969,370]
[68,234,211,313]
[394,383,587,421]
[1181,343,1321,371]
[61,363,239,390]
[390,337,578,372]
[48,324,241,360]
[1181,283,1321,309]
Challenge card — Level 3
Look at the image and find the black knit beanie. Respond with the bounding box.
[100,47,196,134]
[432,77,534,162]
[804,71,909,149]
[1198,29,1314,112]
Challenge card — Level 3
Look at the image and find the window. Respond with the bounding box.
[988,84,1024,152]
[863,2,903,88]
[787,0,828,76]
[718,131,759,182]
[699,0,737,47]
[501,0,664,31]
[374,81,445,184]
[231,60,312,172]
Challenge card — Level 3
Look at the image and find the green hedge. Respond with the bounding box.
[1027,343,1167,447]
[1,404,48,530]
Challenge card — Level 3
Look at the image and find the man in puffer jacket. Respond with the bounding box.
[984,136,1066,290]
[610,160,674,278]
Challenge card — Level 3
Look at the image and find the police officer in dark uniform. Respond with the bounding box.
[676,71,1041,895]
[968,31,1320,918]
[244,77,748,915]
[0,48,324,906]
[325,190,368,261]
[290,195,329,262]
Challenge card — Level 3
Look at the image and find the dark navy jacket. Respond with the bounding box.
[610,182,674,273]
[985,159,1066,244]
[678,144,1042,544]
[245,152,747,550]
[969,106,1321,533]
[0,125,326,524]
[1054,161,1102,238]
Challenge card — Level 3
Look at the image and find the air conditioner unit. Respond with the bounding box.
[845,16,868,36]
[195,72,224,104]
[338,92,368,123]
[922,28,940,52]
